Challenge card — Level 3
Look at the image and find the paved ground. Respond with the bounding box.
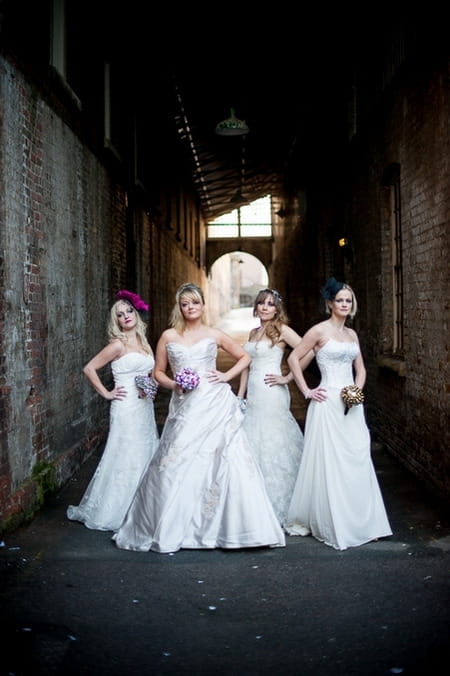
[1,309,449,676]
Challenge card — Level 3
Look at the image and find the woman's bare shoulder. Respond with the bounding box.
[279,323,302,348]
[346,327,359,342]
[305,320,329,339]
[158,328,178,344]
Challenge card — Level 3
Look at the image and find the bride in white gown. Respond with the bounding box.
[238,288,313,527]
[113,282,285,554]
[67,291,159,531]
[285,278,392,550]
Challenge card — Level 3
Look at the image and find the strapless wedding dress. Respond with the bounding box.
[113,338,286,553]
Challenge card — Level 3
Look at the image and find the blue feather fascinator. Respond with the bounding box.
[321,277,344,300]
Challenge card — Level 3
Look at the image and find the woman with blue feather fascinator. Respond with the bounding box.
[284,277,392,550]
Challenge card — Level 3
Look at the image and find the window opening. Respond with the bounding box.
[207,195,272,239]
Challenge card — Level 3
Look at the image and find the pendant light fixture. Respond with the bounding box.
[215,108,249,136]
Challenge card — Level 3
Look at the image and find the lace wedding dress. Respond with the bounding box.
[242,341,304,526]
[67,352,159,531]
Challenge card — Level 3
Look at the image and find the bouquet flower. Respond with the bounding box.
[135,375,159,400]
[340,384,364,415]
[175,367,200,393]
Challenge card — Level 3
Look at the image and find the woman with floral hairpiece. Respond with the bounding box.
[284,278,392,550]
[237,288,314,528]
[113,282,285,553]
[67,290,159,531]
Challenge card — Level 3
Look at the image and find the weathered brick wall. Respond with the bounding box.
[0,55,207,530]
[366,60,450,497]
[0,57,115,528]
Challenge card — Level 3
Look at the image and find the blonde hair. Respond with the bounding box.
[253,288,289,346]
[325,283,358,319]
[170,282,206,332]
[108,300,152,352]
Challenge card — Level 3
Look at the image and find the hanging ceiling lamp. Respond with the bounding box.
[229,189,249,205]
[215,108,249,136]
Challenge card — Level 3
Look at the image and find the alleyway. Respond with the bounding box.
[1,310,449,676]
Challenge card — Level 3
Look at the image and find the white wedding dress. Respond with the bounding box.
[242,341,304,526]
[113,338,286,553]
[67,352,159,531]
[285,339,392,550]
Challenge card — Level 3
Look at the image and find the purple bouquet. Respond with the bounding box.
[175,367,200,392]
[135,375,159,400]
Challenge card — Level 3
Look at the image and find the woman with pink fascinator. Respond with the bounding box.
[67,290,159,531]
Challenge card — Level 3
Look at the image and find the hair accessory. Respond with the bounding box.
[321,277,344,301]
[268,288,282,302]
[261,288,282,302]
[116,289,150,312]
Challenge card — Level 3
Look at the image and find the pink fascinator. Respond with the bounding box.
[116,289,150,312]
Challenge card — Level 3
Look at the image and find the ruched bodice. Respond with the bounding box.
[167,338,217,376]
[315,339,359,388]
[113,336,286,553]
[242,341,304,526]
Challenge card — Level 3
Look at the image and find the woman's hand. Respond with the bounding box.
[206,369,227,384]
[264,373,288,387]
[106,385,127,401]
[304,386,327,402]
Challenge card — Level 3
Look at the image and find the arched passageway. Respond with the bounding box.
[207,251,269,326]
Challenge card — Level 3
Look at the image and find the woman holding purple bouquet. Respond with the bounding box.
[113,282,285,553]
[67,290,159,531]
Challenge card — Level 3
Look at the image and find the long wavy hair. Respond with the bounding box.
[107,300,152,352]
[169,282,206,333]
[253,288,289,346]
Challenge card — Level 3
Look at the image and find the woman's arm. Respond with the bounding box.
[352,336,367,389]
[287,326,327,401]
[238,367,249,398]
[208,329,251,383]
[153,331,177,390]
[83,340,125,400]
[237,329,252,397]
[263,325,316,388]
[281,324,316,371]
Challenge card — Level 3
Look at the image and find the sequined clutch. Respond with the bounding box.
[340,384,364,415]
[135,375,159,400]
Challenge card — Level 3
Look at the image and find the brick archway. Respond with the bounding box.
[206,238,273,275]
